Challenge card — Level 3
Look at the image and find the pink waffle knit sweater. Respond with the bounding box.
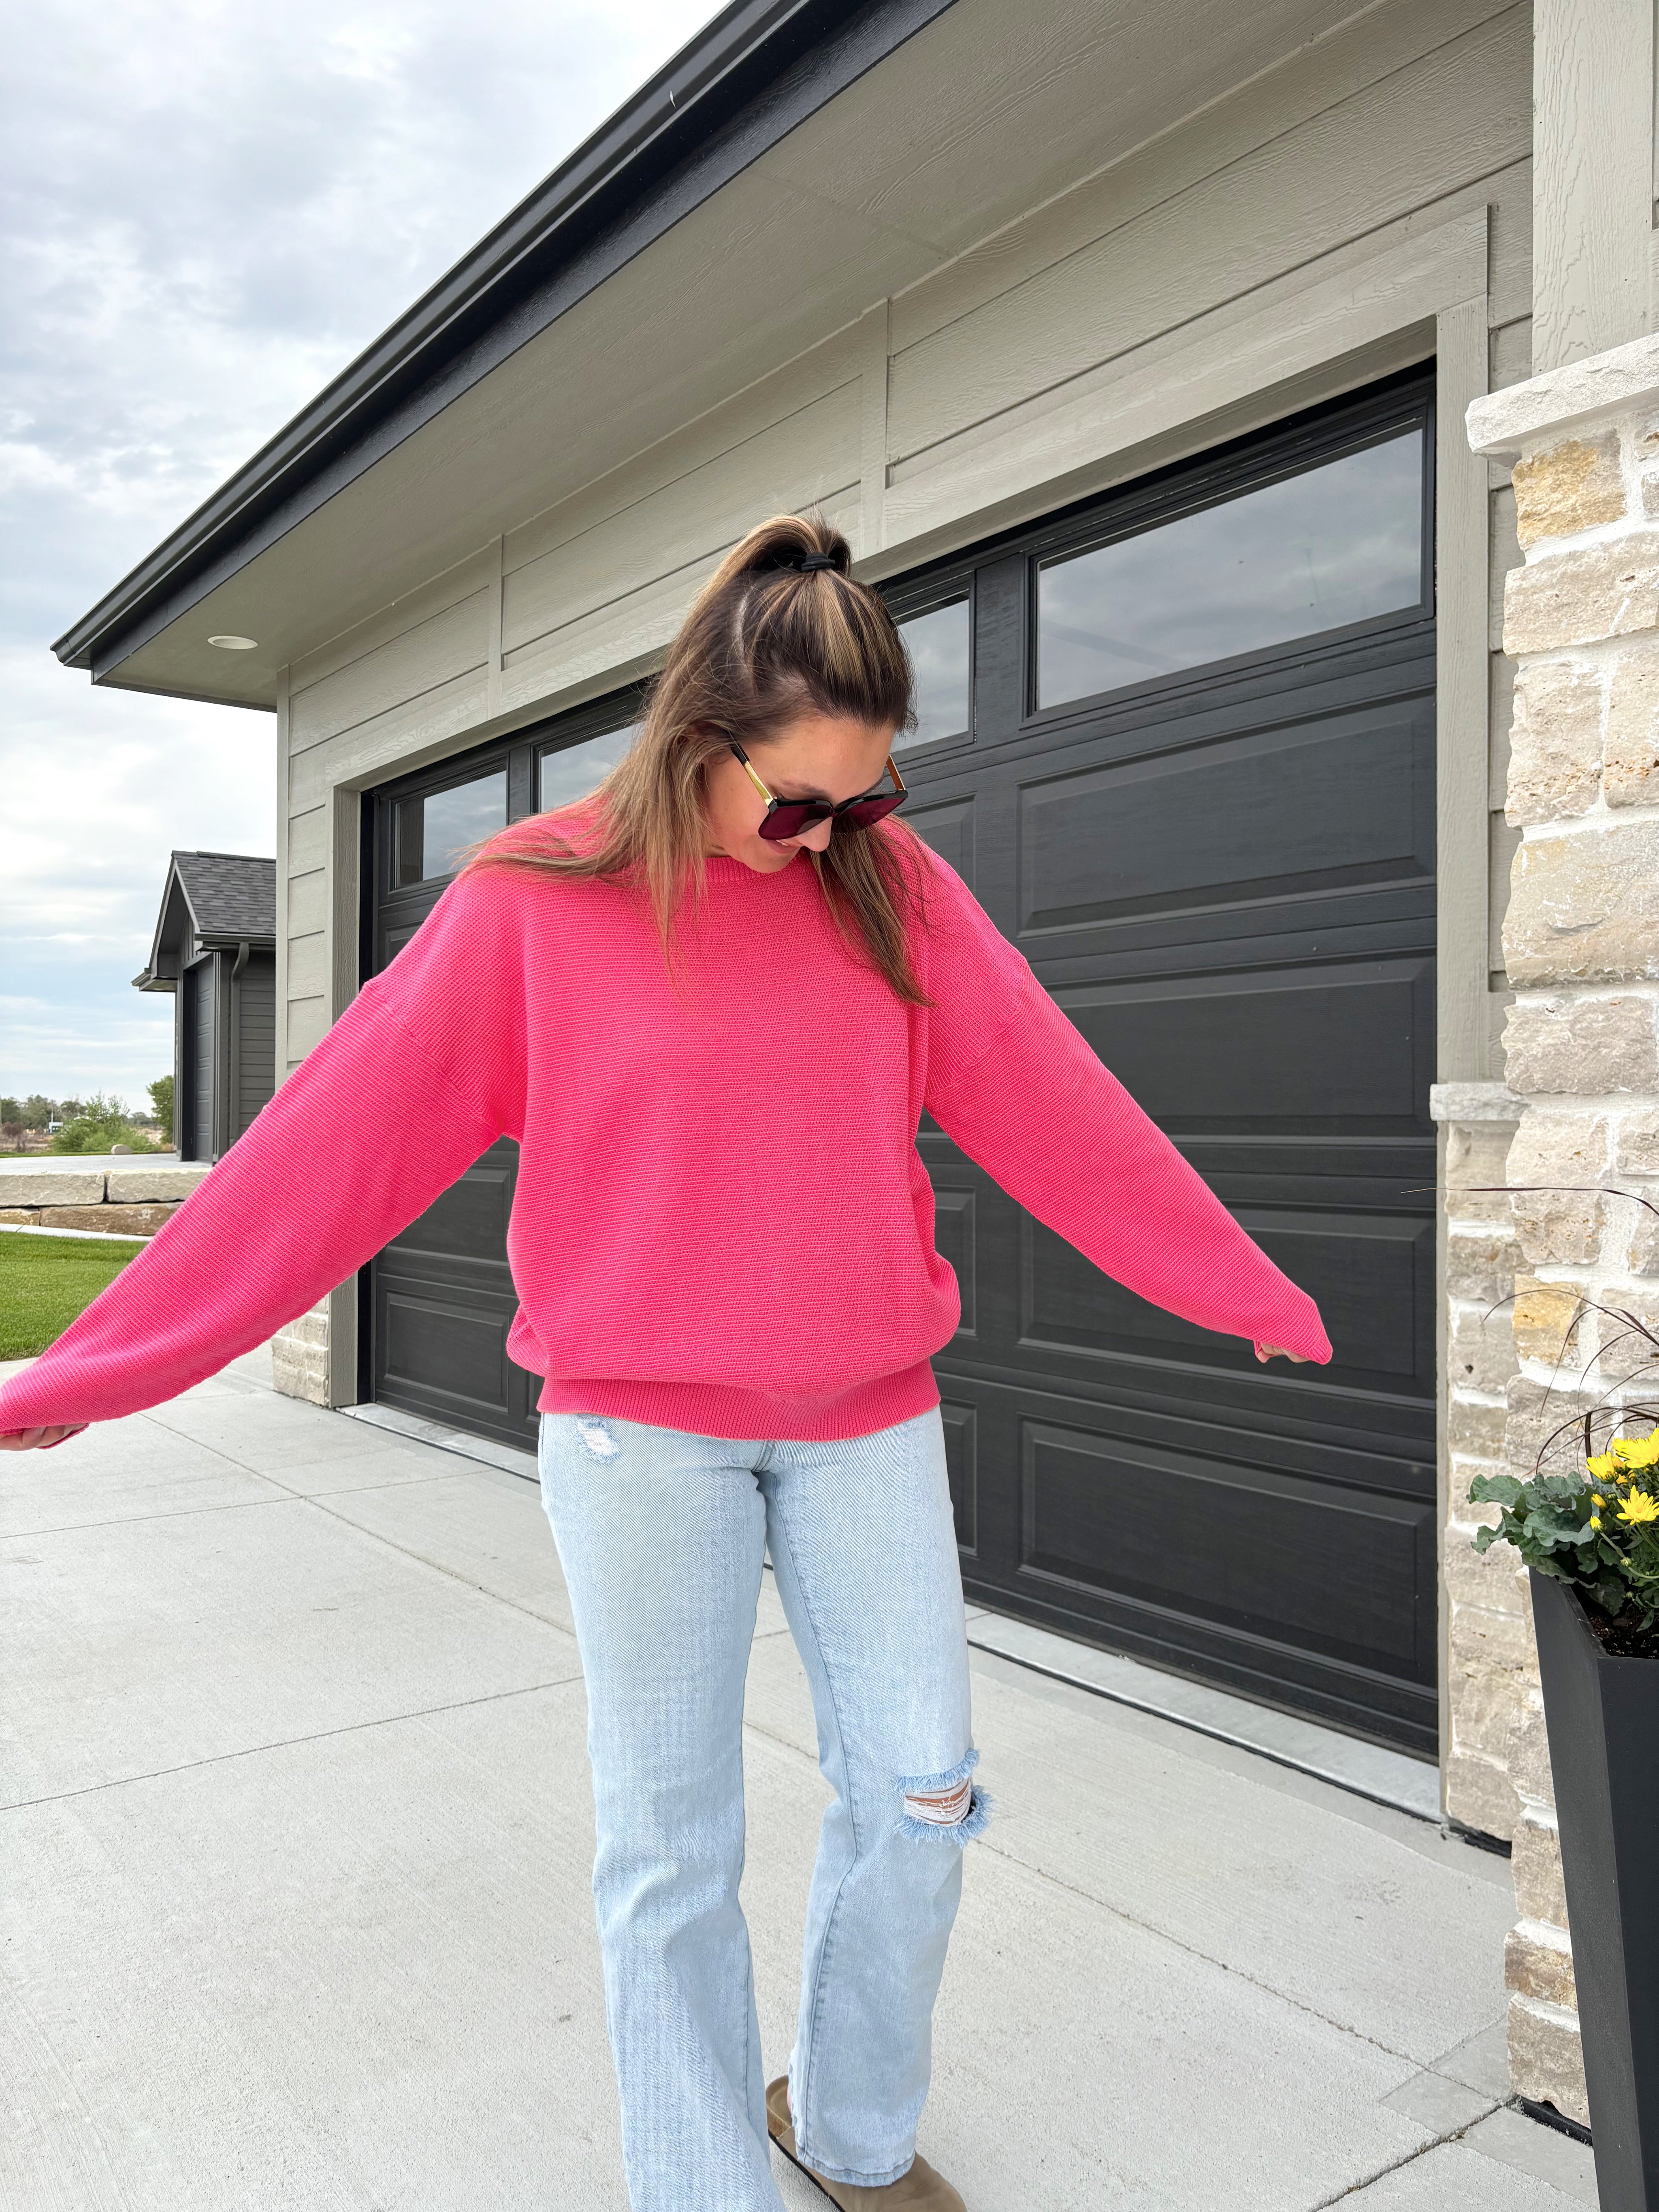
[0,840,1330,1441]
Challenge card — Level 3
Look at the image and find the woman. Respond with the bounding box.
[1,513,1330,2212]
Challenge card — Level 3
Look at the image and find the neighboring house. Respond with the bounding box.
[53,0,1659,2123]
[132,851,277,1162]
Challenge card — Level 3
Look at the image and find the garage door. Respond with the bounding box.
[894,370,1437,1753]
[364,701,638,1449]
[364,367,1436,1753]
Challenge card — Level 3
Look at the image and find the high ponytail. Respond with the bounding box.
[467,511,930,1003]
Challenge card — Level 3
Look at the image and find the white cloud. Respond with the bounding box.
[1,0,716,1101]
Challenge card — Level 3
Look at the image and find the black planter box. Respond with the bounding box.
[1530,1569,1659,2211]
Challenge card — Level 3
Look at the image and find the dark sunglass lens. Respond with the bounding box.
[840,791,906,831]
[758,803,827,842]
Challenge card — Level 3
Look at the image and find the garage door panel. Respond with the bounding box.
[940,1399,979,1555]
[1017,1418,1435,1682]
[375,1282,516,1423]
[1051,960,1435,1134]
[1016,696,1433,937]
[1019,1207,1430,1393]
[382,1143,517,1262]
[906,792,977,888]
[930,1186,978,1338]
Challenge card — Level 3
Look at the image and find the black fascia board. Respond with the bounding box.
[56,0,956,682]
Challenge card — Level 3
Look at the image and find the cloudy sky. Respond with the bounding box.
[0,0,715,1112]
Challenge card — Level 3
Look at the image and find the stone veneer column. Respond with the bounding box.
[1435,1083,1525,1845]
[272,1297,331,1406]
[1466,332,1659,2125]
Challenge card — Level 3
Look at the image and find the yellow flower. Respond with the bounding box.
[1616,1491,1659,1526]
[1591,1516,1603,1530]
[1618,1430,1659,1470]
[1587,1451,1619,1482]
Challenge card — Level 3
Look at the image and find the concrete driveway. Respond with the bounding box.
[2,1350,1598,2210]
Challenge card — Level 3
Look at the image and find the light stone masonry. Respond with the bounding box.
[1503,818,1659,985]
[1505,658,1603,823]
[1503,990,1659,1093]
[1511,432,1625,546]
[273,1298,331,1407]
[1466,353,1659,2124]
[1440,1103,1527,1846]
[1604,644,1659,804]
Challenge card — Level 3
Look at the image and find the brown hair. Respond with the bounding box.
[467,511,929,1002]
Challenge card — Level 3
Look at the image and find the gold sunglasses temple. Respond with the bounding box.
[887,755,906,795]
[736,752,776,807]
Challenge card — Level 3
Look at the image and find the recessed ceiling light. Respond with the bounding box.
[207,634,258,650]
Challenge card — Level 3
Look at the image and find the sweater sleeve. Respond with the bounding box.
[0,870,530,1435]
[917,849,1332,1363]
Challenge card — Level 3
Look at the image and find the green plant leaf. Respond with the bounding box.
[1469,1473,1525,1508]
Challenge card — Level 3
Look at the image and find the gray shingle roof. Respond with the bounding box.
[173,851,275,941]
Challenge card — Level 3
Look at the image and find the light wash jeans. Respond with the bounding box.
[536,1405,987,2212]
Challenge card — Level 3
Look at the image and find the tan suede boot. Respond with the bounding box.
[766,2077,965,2211]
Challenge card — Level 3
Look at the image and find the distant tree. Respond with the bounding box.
[21,1095,52,1128]
[0,1122,23,1152]
[148,1074,175,1145]
[57,1098,85,1122]
[51,1093,160,1156]
[0,1098,18,1125]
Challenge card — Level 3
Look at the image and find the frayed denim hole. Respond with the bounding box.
[573,1416,621,1463]
[896,1749,990,1846]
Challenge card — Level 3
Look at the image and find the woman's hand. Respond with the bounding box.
[0,1425,86,1450]
[1253,1344,1309,1364]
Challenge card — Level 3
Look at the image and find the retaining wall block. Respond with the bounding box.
[0,1171,107,1206]
[38,1204,178,1237]
[105,1166,210,1203]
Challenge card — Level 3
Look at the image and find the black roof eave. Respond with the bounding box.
[56,0,956,685]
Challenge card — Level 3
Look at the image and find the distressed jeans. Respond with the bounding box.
[536,1405,987,2212]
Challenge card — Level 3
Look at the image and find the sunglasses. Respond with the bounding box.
[730,741,907,843]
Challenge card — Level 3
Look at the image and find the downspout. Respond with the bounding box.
[227,942,248,1156]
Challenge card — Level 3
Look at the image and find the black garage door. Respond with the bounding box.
[898,369,1437,1753]
[365,368,1437,1753]
[363,700,638,1448]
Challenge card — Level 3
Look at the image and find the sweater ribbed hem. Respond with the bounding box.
[535,1359,941,1442]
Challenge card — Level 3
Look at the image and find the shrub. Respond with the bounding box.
[49,1093,162,1155]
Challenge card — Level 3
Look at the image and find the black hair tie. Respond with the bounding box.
[796,552,836,573]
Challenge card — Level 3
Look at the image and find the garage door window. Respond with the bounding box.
[538,725,640,812]
[395,769,507,884]
[1037,427,1425,708]
[896,597,972,751]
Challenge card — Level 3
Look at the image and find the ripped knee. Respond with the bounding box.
[573,1416,621,1463]
[897,1749,992,1845]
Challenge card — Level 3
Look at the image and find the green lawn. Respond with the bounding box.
[0,1235,145,1360]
